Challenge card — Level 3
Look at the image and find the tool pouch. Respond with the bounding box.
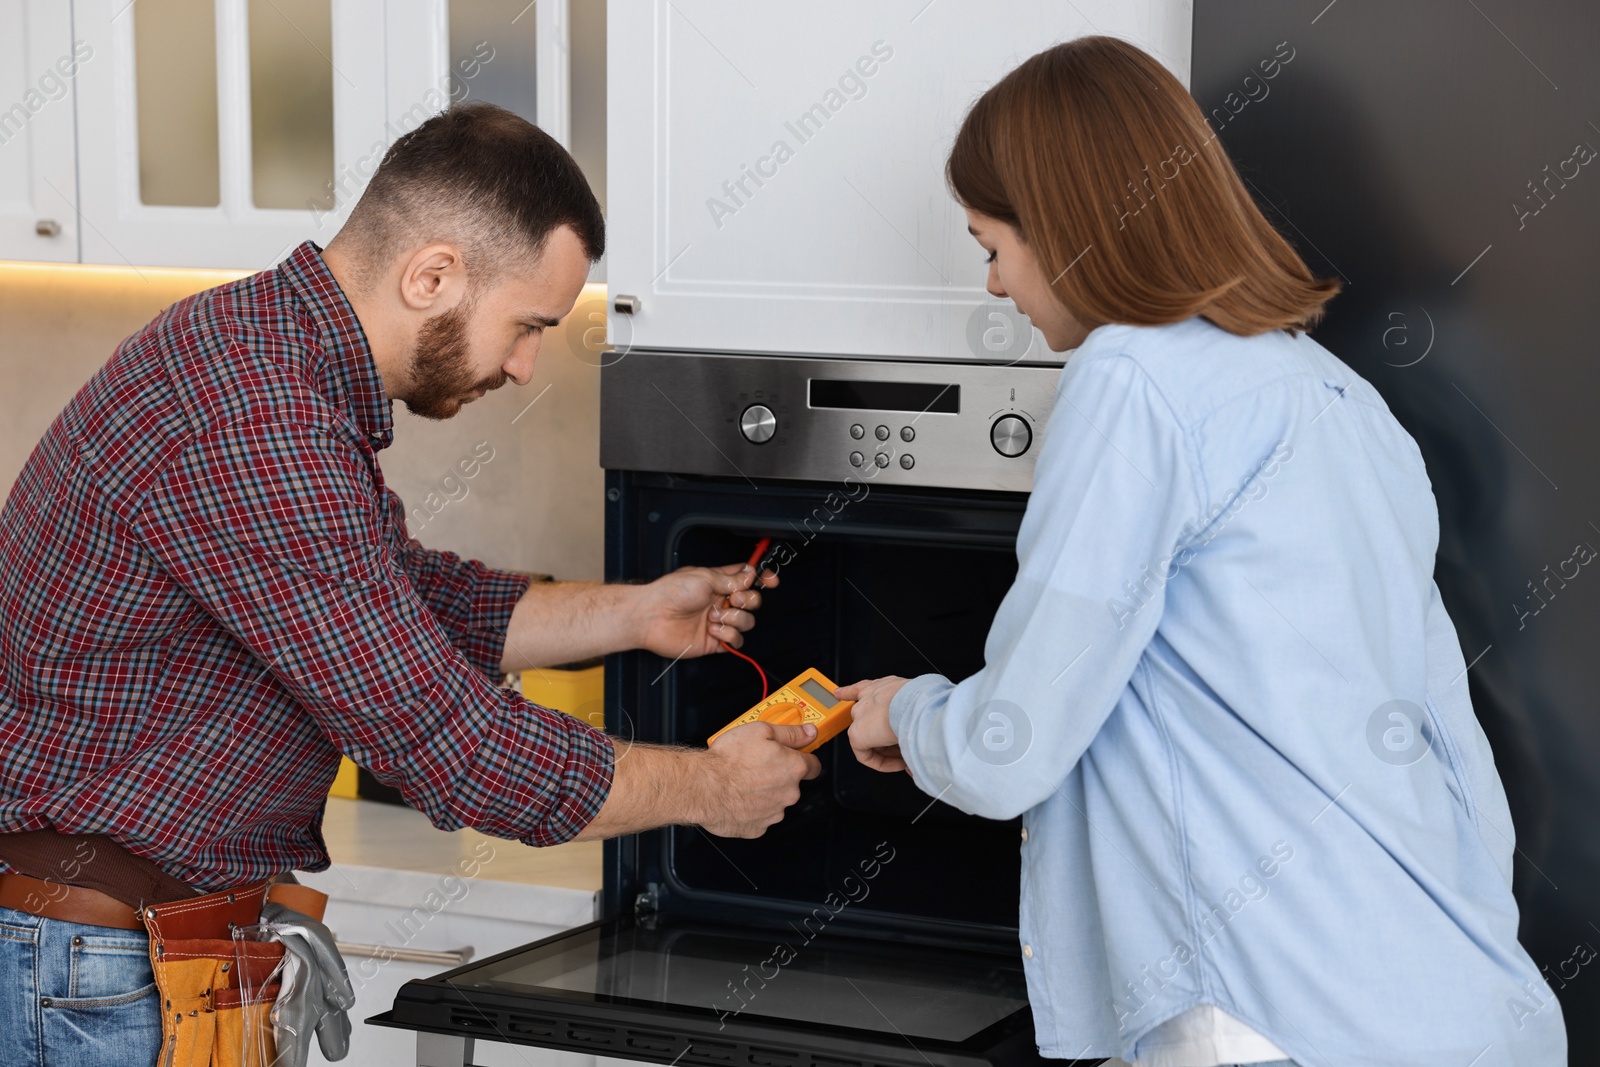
[142,881,329,1066]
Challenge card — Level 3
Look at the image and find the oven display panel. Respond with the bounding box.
[809,379,960,414]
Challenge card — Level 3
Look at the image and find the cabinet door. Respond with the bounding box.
[608,0,1192,360]
[304,889,599,1067]
[70,0,428,271]
[0,0,80,263]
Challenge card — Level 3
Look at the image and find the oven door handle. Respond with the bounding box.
[333,941,474,967]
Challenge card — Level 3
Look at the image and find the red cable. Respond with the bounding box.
[719,537,773,699]
[721,641,770,700]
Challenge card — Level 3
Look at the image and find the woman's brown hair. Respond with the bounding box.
[947,36,1338,336]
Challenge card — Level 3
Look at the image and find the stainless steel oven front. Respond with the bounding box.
[597,350,1060,494]
[374,351,1098,1067]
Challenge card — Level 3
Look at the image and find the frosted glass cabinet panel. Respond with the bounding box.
[134,0,222,208]
[248,0,336,211]
[446,0,600,216]
[606,0,1193,360]
[0,0,81,263]
[447,0,538,126]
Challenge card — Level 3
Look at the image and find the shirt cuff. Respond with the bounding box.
[889,673,954,786]
[457,566,533,679]
[496,692,617,846]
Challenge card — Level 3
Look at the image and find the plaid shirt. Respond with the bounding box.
[0,243,614,892]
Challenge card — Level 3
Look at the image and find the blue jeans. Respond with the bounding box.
[0,904,162,1066]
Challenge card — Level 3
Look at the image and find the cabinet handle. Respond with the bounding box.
[613,294,641,315]
[334,941,474,966]
[35,220,62,238]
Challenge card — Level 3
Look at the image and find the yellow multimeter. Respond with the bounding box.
[707,667,855,754]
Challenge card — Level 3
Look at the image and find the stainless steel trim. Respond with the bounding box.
[601,351,1063,493]
[416,1032,475,1067]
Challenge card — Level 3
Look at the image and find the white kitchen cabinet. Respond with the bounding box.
[68,0,436,271]
[0,0,81,263]
[4,0,574,271]
[607,0,1192,360]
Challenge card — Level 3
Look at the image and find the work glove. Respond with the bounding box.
[260,901,357,1066]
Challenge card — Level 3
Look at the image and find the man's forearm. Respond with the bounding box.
[572,739,714,841]
[499,580,644,672]
[572,722,819,841]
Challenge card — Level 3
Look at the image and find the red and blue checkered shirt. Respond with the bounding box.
[0,243,614,892]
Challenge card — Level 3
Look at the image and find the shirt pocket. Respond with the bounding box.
[1423,695,1480,831]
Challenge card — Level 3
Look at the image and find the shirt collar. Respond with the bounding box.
[278,241,394,449]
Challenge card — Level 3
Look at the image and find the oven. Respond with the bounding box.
[373,351,1100,1067]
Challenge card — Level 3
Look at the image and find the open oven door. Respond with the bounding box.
[371,912,1098,1067]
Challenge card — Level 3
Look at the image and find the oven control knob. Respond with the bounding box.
[990,414,1032,457]
[740,404,777,444]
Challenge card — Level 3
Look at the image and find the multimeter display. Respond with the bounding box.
[797,678,840,707]
[707,668,854,754]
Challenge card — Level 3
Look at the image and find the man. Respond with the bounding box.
[0,104,818,1061]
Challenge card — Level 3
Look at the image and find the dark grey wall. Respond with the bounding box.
[1194,0,1600,1055]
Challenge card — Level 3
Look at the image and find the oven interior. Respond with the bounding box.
[605,472,1029,947]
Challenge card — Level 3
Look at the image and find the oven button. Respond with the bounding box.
[874,452,890,468]
[849,451,864,467]
[850,423,865,439]
[990,414,1032,457]
[900,426,915,442]
[899,454,914,470]
[740,404,777,444]
[875,425,890,441]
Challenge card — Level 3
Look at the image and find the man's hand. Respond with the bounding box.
[700,722,822,837]
[838,676,911,773]
[573,722,819,841]
[635,563,778,659]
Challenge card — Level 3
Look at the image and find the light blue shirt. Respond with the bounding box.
[888,318,1565,1066]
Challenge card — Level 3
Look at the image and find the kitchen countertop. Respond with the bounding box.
[314,796,603,890]
[296,797,603,929]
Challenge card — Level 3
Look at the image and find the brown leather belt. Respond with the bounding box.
[0,870,329,927]
[0,871,143,930]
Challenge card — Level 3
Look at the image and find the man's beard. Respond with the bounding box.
[402,299,509,420]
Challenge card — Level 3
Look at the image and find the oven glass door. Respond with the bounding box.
[379,913,1090,1067]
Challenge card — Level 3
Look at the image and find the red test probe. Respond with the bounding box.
[719,538,772,699]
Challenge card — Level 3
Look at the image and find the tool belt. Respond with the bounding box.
[0,830,330,1067]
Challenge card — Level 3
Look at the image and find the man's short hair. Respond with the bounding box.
[339,102,604,287]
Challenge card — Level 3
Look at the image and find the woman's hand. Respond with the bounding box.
[838,676,910,773]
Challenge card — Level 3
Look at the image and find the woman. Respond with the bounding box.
[839,36,1563,1067]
